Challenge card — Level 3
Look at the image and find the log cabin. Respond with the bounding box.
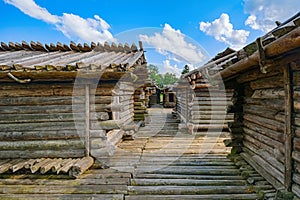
[0,40,149,177]
[176,12,300,198]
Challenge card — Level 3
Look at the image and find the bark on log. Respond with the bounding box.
[57,158,80,174]
[0,139,84,150]
[97,120,120,130]
[244,113,284,132]
[0,149,84,159]
[69,156,94,178]
[250,75,284,90]
[237,66,282,84]
[30,158,52,173]
[251,88,285,99]
[40,158,62,174]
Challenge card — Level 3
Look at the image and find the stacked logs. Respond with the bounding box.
[0,157,94,178]
[0,82,86,158]
[292,63,300,196]
[177,71,234,133]
[236,65,286,189]
[133,88,148,121]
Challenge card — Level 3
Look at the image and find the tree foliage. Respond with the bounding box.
[147,64,178,88]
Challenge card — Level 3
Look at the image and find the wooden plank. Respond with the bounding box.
[85,84,90,156]
[130,178,246,186]
[241,152,284,189]
[284,63,293,191]
[125,194,260,200]
[0,130,81,140]
[0,139,84,150]
[0,184,128,194]
[0,194,124,200]
[128,185,272,195]
[0,149,84,159]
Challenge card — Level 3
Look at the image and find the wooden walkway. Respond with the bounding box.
[0,107,276,199]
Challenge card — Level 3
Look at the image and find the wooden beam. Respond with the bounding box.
[214,27,300,80]
[85,84,90,156]
[284,62,294,191]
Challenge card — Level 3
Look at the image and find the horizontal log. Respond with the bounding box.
[243,138,284,163]
[0,149,85,159]
[0,113,78,124]
[240,152,284,189]
[0,139,84,151]
[215,27,300,80]
[244,98,284,111]
[0,184,127,194]
[0,121,83,132]
[243,120,284,142]
[243,105,285,123]
[293,173,300,186]
[97,120,120,130]
[0,130,81,140]
[251,88,285,99]
[294,138,300,151]
[128,185,271,195]
[250,75,283,90]
[237,66,282,83]
[243,113,284,132]
[0,104,76,114]
[292,184,300,199]
[243,127,284,154]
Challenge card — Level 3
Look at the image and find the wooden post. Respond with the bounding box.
[185,88,189,126]
[85,84,90,156]
[284,63,293,191]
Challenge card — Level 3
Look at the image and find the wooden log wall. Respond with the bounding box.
[133,88,147,121]
[0,82,86,158]
[176,72,234,133]
[236,65,286,189]
[291,61,300,197]
[188,87,234,133]
[132,66,151,122]
[175,84,191,126]
[0,79,137,160]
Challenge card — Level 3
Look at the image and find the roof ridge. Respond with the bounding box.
[0,41,144,53]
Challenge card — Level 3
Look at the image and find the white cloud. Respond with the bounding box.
[4,0,114,42]
[200,13,250,50]
[162,60,181,77]
[58,14,114,43]
[139,24,206,65]
[4,0,59,24]
[244,0,300,32]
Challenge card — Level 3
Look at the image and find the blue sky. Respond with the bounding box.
[0,0,299,76]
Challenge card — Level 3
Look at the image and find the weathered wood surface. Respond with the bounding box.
[113,107,274,199]
[0,106,276,199]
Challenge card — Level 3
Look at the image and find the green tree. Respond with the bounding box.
[147,64,178,88]
[163,72,178,86]
[181,64,190,75]
[147,64,159,81]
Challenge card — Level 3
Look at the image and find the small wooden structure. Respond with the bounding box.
[0,41,149,176]
[176,12,300,198]
[162,86,176,108]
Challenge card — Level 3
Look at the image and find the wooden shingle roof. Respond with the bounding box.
[0,41,146,82]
